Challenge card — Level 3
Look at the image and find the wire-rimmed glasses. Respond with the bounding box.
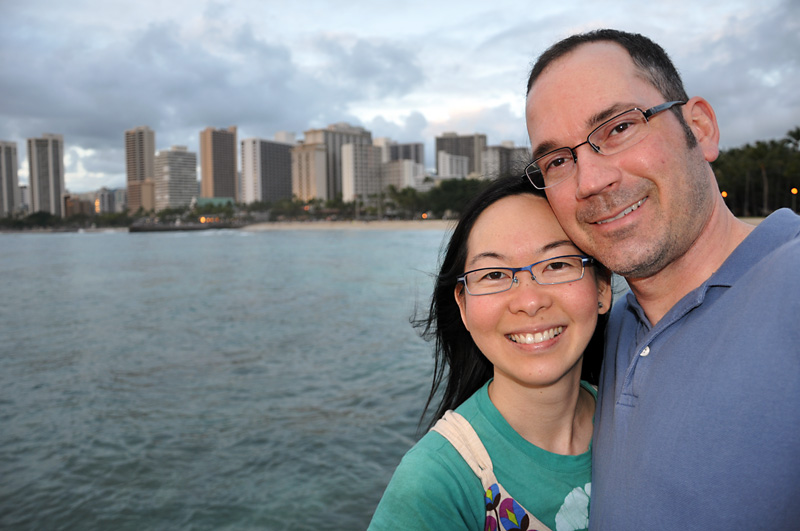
[525,100,686,190]
[458,255,595,296]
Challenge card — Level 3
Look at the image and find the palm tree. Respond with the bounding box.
[785,127,800,151]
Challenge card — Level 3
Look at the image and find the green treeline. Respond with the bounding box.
[713,127,800,216]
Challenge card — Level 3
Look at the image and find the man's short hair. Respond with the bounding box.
[526,29,696,147]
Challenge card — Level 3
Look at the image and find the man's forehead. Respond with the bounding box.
[526,44,653,147]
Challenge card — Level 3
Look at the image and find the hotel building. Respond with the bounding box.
[341,143,383,205]
[482,141,530,180]
[155,146,197,211]
[435,132,487,177]
[27,133,65,216]
[200,126,238,201]
[125,126,155,213]
[1,140,19,216]
[291,142,327,202]
[241,138,293,204]
[301,123,372,200]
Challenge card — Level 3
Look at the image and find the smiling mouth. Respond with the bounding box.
[595,198,646,225]
[508,327,563,345]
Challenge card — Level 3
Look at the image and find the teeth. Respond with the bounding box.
[596,198,645,225]
[509,327,563,345]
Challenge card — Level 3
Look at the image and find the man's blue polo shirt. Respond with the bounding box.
[590,209,800,530]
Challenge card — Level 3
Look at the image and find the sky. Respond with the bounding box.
[2,0,798,193]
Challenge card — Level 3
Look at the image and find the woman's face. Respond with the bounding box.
[455,194,610,389]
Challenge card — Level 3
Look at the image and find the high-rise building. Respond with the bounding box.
[291,142,327,202]
[19,185,29,213]
[64,193,95,217]
[302,123,372,200]
[435,132,487,177]
[437,151,470,179]
[482,141,530,180]
[200,126,238,201]
[383,159,426,191]
[241,138,293,204]
[125,126,155,214]
[273,131,296,145]
[342,144,383,205]
[155,146,197,211]
[27,133,65,216]
[113,188,127,213]
[374,138,425,166]
[95,187,115,214]
[0,140,19,216]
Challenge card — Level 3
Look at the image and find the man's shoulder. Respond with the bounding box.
[746,210,800,278]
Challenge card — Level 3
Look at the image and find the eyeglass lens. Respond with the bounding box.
[530,109,650,189]
[464,256,586,295]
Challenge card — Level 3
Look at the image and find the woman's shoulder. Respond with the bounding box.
[368,428,483,530]
[393,428,479,488]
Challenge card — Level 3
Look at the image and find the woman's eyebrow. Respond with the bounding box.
[466,239,576,268]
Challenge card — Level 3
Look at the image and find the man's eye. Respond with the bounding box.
[609,121,634,135]
[547,156,568,170]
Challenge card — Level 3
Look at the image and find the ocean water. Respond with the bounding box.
[0,227,450,530]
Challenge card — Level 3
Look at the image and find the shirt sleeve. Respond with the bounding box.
[368,433,484,530]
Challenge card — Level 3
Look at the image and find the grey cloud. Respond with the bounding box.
[679,0,800,148]
[310,35,425,99]
[366,111,429,143]
[0,11,428,190]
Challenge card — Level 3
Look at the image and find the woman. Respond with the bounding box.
[369,175,611,531]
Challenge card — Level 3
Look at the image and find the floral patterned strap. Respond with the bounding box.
[431,411,552,531]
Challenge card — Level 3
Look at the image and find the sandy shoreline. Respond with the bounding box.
[243,216,766,231]
[242,219,457,231]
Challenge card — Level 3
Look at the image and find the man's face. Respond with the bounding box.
[525,42,714,279]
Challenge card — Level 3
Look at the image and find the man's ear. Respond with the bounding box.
[598,275,612,316]
[684,96,720,163]
[454,284,470,331]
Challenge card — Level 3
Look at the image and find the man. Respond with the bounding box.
[524,29,800,529]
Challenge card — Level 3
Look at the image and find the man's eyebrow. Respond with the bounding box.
[530,103,638,160]
[531,140,559,161]
[585,103,635,130]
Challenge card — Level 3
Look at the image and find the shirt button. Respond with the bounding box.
[640,346,651,357]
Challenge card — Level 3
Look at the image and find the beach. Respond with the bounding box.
[243,216,765,231]
[242,219,457,231]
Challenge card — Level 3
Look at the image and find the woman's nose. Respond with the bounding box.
[507,273,551,316]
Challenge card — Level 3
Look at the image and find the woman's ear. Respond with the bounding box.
[597,274,612,316]
[454,284,470,331]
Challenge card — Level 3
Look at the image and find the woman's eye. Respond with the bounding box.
[481,270,507,281]
[546,261,571,271]
[543,258,580,273]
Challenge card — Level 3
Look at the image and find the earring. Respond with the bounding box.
[598,301,604,309]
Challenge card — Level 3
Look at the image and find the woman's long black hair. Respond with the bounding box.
[415,174,608,430]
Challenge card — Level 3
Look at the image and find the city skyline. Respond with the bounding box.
[1,0,798,193]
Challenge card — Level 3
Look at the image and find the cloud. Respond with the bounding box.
[309,34,425,100]
[0,8,426,191]
[674,0,800,148]
[1,0,797,192]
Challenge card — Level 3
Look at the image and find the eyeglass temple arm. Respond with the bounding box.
[643,100,686,119]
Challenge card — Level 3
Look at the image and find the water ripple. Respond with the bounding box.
[0,229,446,529]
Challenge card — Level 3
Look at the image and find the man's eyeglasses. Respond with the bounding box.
[525,100,686,190]
[458,255,595,296]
